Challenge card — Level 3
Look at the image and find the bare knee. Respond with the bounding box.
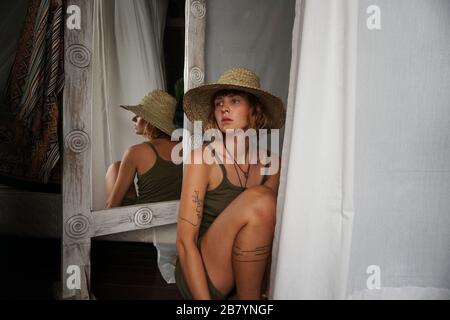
[245,186,277,227]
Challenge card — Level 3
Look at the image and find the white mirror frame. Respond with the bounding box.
[61,0,206,299]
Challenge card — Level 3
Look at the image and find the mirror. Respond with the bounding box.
[90,0,185,212]
[62,0,187,299]
[87,0,186,297]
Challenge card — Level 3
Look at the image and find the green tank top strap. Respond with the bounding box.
[215,155,229,180]
[207,143,271,187]
[143,141,160,159]
[207,143,229,179]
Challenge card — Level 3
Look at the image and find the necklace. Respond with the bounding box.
[224,143,250,188]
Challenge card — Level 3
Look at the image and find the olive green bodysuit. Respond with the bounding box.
[175,152,270,300]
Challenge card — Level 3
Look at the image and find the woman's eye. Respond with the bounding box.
[215,101,223,107]
[231,98,240,104]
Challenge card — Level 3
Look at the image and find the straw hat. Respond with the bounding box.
[183,67,286,129]
[121,89,177,136]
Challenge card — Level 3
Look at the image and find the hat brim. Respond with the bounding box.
[120,104,176,136]
[183,83,286,129]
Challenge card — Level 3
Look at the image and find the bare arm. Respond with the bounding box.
[176,147,212,300]
[261,155,281,298]
[105,147,137,208]
[263,155,281,194]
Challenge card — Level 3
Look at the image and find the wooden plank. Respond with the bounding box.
[184,0,206,91]
[62,0,94,300]
[91,201,180,237]
[183,0,207,156]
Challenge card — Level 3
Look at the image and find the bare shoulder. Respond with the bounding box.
[185,144,214,170]
[125,143,156,161]
[126,143,144,155]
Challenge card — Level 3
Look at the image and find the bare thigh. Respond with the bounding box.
[199,185,276,295]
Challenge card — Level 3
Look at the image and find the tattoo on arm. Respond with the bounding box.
[233,244,272,262]
[180,190,203,227]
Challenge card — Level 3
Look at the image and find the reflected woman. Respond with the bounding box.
[175,68,286,300]
[105,89,182,208]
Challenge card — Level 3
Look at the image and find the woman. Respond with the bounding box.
[176,68,286,300]
[105,89,183,208]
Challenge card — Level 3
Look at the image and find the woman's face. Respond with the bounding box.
[132,115,146,135]
[213,93,252,132]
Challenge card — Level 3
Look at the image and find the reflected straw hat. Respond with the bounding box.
[183,67,286,129]
[120,89,177,136]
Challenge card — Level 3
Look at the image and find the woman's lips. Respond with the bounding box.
[221,118,232,123]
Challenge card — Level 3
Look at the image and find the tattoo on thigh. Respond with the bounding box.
[233,244,272,262]
[180,190,203,227]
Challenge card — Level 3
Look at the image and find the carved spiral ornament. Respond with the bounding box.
[189,67,204,86]
[67,44,91,68]
[65,130,90,153]
[134,208,153,228]
[65,215,90,239]
[190,1,206,19]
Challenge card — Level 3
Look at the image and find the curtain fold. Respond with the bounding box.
[273,0,450,299]
[271,0,358,299]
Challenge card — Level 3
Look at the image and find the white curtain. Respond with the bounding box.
[347,0,450,299]
[271,0,358,299]
[272,0,450,299]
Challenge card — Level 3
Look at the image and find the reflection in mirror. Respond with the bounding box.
[91,0,185,212]
[89,0,185,294]
[104,89,182,209]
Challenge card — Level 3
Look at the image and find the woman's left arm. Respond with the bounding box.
[105,147,138,208]
[263,155,281,194]
[261,155,281,299]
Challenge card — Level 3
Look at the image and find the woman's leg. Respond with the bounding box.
[200,185,276,299]
[105,161,137,200]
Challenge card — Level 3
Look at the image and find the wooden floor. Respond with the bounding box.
[0,237,183,300]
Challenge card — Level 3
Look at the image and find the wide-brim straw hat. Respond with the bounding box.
[121,89,177,136]
[183,67,286,129]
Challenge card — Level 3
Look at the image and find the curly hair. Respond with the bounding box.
[143,122,170,140]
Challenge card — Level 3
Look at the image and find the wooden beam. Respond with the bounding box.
[62,0,94,300]
[92,201,180,237]
[183,0,207,157]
